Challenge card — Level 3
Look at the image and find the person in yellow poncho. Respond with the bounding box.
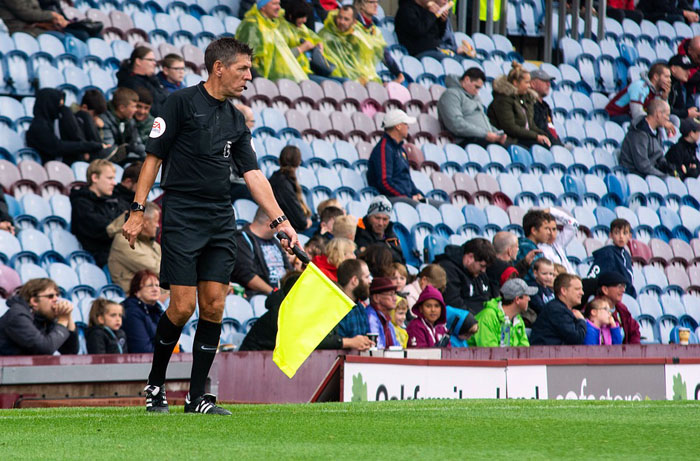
[320,6,392,84]
[235,0,308,82]
[353,0,404,83]
[277,0,336,79]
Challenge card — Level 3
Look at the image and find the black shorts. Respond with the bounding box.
[159,193,237,288]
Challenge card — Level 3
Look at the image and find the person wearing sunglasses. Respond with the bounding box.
[0,278,78,356]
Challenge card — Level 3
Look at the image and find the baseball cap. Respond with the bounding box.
[530,68,555,81]
[669,54,694,69]
[596,271,628,288]
[680,117,700,137]
[501,278,538,299]
[382,109,417,129]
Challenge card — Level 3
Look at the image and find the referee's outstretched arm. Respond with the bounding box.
[121,153,162,248]
[243,168,298,253]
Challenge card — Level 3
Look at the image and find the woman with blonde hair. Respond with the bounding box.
[268,145,312,232]
[311,237,357,281]
[487,62,551,148]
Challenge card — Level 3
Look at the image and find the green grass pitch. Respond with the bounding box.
[1,400,698,459]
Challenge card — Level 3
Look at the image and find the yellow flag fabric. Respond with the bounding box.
[479,0,501,21]
[273,262,355,378]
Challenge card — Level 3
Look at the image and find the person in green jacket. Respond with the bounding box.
[468,278,536,347]
[487,62,552,148]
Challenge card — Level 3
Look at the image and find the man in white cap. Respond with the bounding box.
[468,278,536,347]
[355,195,405,264]
[367,109,424,205]
[530,68,562,147]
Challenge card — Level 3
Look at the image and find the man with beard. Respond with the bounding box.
[239,259,374,351]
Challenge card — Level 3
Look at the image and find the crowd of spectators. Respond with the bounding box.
[1,0,697,357]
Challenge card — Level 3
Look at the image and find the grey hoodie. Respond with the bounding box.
[437,74,497,144]
[618,115,668,177]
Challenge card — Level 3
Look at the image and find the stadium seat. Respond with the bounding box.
[223,295,254,332]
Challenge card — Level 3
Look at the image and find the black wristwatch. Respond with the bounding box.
[269,215,288,229]
[130,202,145,213]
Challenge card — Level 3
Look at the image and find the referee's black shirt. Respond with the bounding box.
[145,82,259,203]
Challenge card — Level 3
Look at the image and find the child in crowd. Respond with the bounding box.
[584,298,622,345]
[407,286,448,348]
[86,298,128,354]
[391,262,408,295]
[665,117,700,180]
[316,198,343,218]
[553,263,567,277]
[304,235,326,260]
[587,218,636,298]
[445,306,479,347]
[332,215,357,241]
[391,298,409,348]
[312,206,345,242]
[525,258,556,326]
[404,264,447,309]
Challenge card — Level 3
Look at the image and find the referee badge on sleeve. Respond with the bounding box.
[223,140,232,158]
[149,117,166,138]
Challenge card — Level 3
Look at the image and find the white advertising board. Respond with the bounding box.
[665,364,700,400]
[343,361,506,402]
[505,366,548,399]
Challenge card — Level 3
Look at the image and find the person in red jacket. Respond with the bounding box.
[606,0,643,24]
[310,237,357,281]
[407,285,448,348]
[594,271,641,345]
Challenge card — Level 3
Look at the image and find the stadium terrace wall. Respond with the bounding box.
[1,347,699,408]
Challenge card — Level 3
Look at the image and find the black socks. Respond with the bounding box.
[189,319,222,400]
[147,314,183,387]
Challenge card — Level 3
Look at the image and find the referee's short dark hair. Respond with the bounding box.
[461,67,486,82]
[204,38,253,73]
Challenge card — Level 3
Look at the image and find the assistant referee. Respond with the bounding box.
[122,38,298,415]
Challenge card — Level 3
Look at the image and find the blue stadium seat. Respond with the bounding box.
[334,140,359,166]
[416,203,442,228]
[392,202,420,231]
[233,199,257,224]
[223,294,254,332]
[47,262,83,294]
[75,262,116,293]
[423,234,448,263]
[48,229,93,266]
[439,203,465,233]
[17,228,62,265]
[409,169,433,196]
[462,205,487,233]
[0,96,25,125]
[5,51,33,94]
[16,262,48,283]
